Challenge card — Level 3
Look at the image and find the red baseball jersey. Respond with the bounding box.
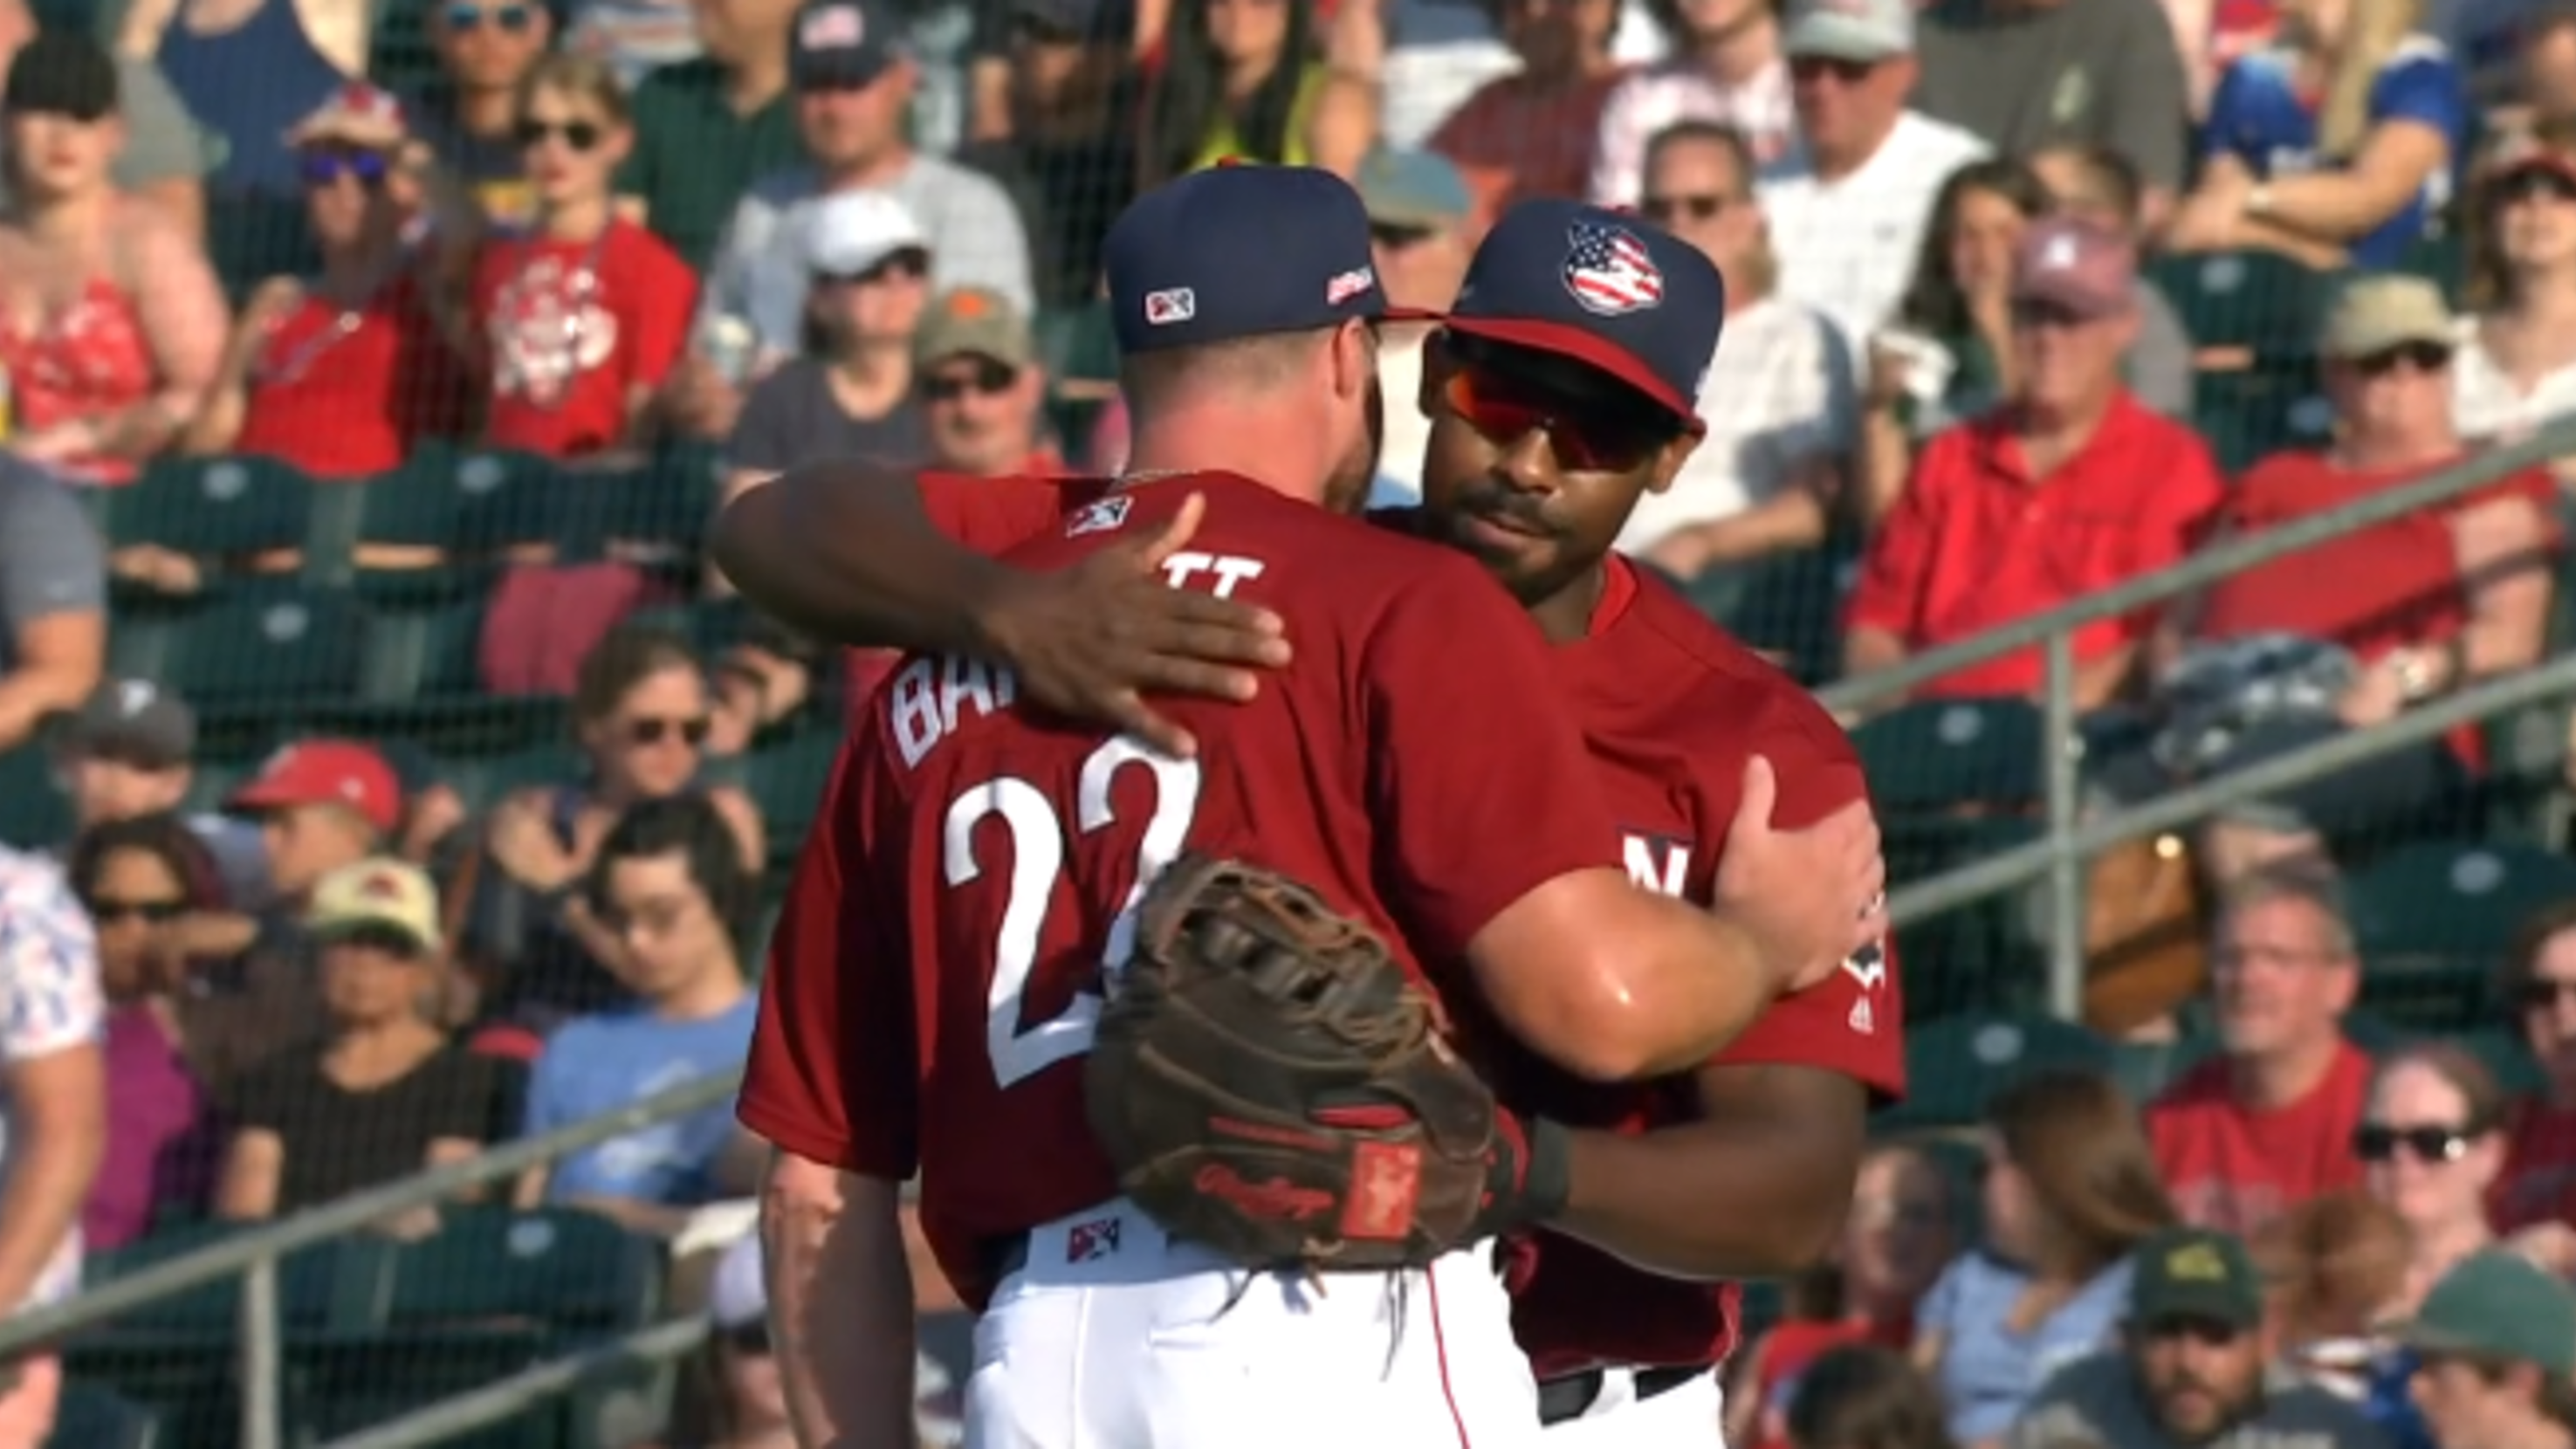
[738,472,1630,1310]
[1488,555,1909,1380]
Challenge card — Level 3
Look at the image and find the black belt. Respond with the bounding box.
[1535,1365,1707,1427]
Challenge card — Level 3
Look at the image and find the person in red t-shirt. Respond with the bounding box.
[1841,218,2224,708]
[731,169,1886,1449]
[2159,276,2555,885]
[188,84,471,479]
[469,55,694,458]
[2149,867,2375,1234]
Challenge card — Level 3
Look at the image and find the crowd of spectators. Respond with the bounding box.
[3,0,2576,1439]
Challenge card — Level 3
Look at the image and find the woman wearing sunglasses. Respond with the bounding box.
[2454,124,2576,469]
[467,623,763,1034]
[469,52,694,458]
[182,84,473,481]
[63,813,229,1255]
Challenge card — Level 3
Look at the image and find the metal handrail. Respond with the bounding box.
[1815,415,2576,713]
[0,1068,741,1358]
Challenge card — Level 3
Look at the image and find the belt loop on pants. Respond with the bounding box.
[1535,1364,1709,1426]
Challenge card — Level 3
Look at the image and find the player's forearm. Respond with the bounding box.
[1549,1068,1865,1279]
[710,457,1018,656]
[1583,903,1776,1079]
[759,1154,917,1449]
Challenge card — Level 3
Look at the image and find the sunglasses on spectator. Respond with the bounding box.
[2496,165,2576,207]
[721,1321,772,1356]
[1370,222,1437,250]
[1639,193,1728,224]
[514,118,603,151]
[814,251,929,288]
[444,1,535,29]
[85,896,188,925]
[1789,56,1875,85]
[299,148,389,189]
[2344,341,2450,378]
[924,358,1018,400]
[2520,978,2576,1009]
[1441,362,1664,473]
[629,716,711,746]
[2353,1122,2478,1164]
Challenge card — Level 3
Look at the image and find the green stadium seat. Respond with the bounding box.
[1872,1013,2111,1131]
[2458,1024,2545,1094]
[2192,364,2333,475]
[1851,697,2044,812]
[299,1208,669,1449]
[2347,840,2576,1030]
[2339,1007,2421,1055]
[45,1383,160,1449]
[2395,234,2470,306]
[2142,250,2339,360]
[551,450,719,565]
[0,746,72,850]
[2105,1029,2218,1107]
[624,595,752,661]
[362,447,563,558]
[1034,301,1116,385]
[161,583,365,709]
[106,456,316,560]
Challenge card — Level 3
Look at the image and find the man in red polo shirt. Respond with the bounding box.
[2149,865,2374,1234]
[1842,218,2224,707]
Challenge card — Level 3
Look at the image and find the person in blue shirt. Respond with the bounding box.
[1912,1068,2178,1446]
[516,795,763,1235]
[2170,0,2468,270]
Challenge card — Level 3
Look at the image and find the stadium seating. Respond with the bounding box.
[1873,1013,2112,1132]
[2347,840,2576,1033]
[44,1384,161,1449]
[0,746,72,851]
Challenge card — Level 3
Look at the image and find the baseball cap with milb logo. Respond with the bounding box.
[307,856,443,955]
[2010,218,2138,320]
[1103,164,1431,354]
[1440,197,1725,433]
[791,0,908,89]
[226,739,402,836]
[1783,0,1914,61]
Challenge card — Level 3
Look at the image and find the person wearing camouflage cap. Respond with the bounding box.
[2011,1227,2392,1449]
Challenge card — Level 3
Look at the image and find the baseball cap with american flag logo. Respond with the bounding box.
[1441,198,1726,433]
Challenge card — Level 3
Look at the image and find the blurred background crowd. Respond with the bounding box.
[12,0,2576,1437]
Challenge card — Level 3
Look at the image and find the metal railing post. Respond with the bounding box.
[2040,632,2084,1022]
[242,1257,283,1449]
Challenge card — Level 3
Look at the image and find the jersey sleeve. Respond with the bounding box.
[917,473,1108,555]
[1707,710,1906,1098]
[1361,553,1624,960]
[2370,47,2467,139]
[738,737,921,1178]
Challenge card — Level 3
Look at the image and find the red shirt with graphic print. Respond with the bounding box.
[471,218,694,457]
[2149,1040,2374,1233]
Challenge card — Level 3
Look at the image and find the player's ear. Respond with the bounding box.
[1644,429,1699,495]
[1419,330,1453,420]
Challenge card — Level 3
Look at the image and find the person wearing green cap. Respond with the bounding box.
[2012,1226,2390,1449]
[2392,1249,2576,1449]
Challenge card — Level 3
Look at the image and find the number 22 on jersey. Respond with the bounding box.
[942,738,1203,1088]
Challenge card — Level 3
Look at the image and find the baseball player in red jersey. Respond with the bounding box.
[731,168,1887,1449]
[720,194,1906,1449]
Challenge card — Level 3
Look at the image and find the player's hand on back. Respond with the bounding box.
[1714,756,1890,995]
[979,491,1295,757]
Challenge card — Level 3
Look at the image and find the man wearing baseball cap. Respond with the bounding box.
[2015,1227,2387,1449]
[1763,0,1988,345]
[227,739,402,906]
[914,285,1057,478]
[2387,1251,2576,1449]
[49,678,272,906]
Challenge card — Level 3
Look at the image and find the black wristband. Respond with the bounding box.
[1517,1115,1574,1225]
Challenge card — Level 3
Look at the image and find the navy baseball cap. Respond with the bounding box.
[1103,164,1427,354]
[792,0,907,87]
[1443,198,1724,429]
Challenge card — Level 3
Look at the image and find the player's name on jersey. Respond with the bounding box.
[888,549,1270,769]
